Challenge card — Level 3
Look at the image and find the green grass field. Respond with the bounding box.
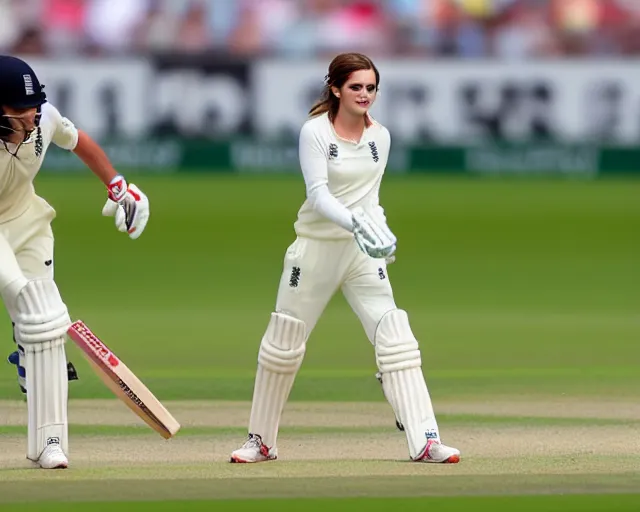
[1,172,638,509]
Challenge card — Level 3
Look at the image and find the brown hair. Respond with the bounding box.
[309,53,380,121]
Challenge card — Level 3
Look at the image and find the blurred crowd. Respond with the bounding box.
[2,0,640,59]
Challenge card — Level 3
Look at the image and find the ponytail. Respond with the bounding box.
[309,86,340,121]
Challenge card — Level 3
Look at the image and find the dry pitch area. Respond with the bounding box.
[1,398,639,502]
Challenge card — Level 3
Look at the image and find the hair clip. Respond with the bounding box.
[324,74,330,85]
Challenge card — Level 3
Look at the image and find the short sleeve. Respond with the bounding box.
[42,103,79,151]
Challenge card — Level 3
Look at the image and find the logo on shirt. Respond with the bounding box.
[34,127,43,157]
[328,143,338,160]
[368,141,379,162]
[378,267,386,280]
[289,266,301,287]
[23,74,34,96]
[289,267,300,288]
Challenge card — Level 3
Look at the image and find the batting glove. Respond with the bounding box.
[102,175,150,240]
[352,207,397,260]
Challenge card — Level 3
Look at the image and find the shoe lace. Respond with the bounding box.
[242,433,263,449]
[242,433,270,457]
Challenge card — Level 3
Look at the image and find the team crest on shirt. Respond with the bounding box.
[289,266,301,287]
[34,127,43,157]
[18,127,43,161]
[328,143,338,160]
[368,141,379,162]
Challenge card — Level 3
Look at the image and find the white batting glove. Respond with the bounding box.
[352,207,397,260]
[102,175,150,240]
[373,206,396,264]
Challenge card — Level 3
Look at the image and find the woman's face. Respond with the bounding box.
[335,69,378,117]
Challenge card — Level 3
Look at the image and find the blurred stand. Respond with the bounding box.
[2,0,640,177]
[4,0,640,59]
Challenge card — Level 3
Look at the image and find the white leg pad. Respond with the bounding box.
[13,279,71,462]
[24,339,69,462]
[248,312,306,451]
[375,309,440,459]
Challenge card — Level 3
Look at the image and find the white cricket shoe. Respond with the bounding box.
[38,443,68,469]
[230,433,277,463]
[414,439,460,464]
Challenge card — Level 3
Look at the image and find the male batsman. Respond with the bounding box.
[0,54,150,468]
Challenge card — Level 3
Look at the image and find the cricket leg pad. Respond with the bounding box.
[247,312,306,453]
[8,334,78,398]
[376,371,404,431]
[13,279,71,463]
[375,309,442,459]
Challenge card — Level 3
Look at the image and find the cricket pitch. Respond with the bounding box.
[0,398,638,502]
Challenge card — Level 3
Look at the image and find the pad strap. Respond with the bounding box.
[375,309,421,373]
[257,312,306,373]
[14,280,71,345]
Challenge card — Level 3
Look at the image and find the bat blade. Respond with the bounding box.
[67,320,180,439]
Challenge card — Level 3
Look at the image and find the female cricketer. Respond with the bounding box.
[0,55,150,469]
[230,53,460,464]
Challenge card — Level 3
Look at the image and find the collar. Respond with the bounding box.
[329,113,375,146]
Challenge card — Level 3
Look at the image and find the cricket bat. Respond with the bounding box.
[67,320,180,439]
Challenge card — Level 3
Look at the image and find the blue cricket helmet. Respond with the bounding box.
[0,55,47,141]
[0,55,47,109]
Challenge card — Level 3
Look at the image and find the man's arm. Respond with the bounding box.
[72,130,118,186]
[46,103,119,188]
[68,128,149,239]
[46,102,149,239]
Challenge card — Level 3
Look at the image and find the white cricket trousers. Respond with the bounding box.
[274,235,397,343]
[0,197,55,301]
[0,198,72,464]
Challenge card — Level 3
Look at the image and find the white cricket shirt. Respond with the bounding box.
[294,111,391,240]
[0,102,79,223]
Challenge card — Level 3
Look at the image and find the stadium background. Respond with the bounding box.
[0,1,639,510]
